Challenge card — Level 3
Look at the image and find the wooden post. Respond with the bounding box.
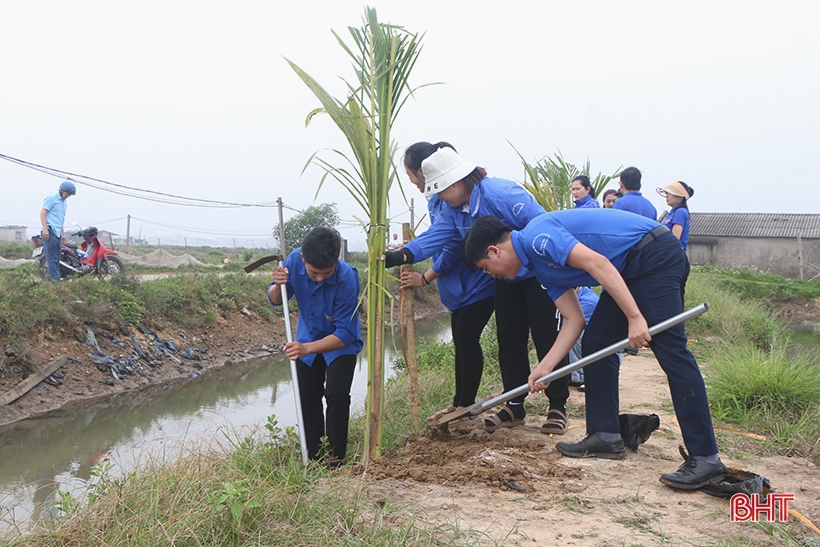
[401,222,420,433]
[798,234,804,280]
[0,356,68,407]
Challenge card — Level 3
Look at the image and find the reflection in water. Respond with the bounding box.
[0,314,451,529]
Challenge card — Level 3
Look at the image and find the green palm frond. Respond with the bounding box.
[511,142,622,211]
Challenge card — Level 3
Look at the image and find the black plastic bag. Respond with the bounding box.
[618,413,660,452]
[700,468,772,500]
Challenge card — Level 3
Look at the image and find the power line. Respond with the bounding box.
[0,153,279,209]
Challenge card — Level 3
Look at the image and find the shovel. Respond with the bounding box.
[435,303,710,427]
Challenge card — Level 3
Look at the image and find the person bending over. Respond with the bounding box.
[463,212,725,490]
[268,227,363,463]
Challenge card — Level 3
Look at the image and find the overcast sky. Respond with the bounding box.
[2,1,818,249]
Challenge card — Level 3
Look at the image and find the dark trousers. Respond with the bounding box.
[43,227,61,281]
[451,296,496,407]
[295,353,356,460]
[495,277,569,408]
[681,254,691,304]
[581,231,718,456]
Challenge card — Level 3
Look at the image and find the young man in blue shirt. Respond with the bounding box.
[39,180,76,281]
[463,211,725,490]
[268,227,363,462]
[612,167,657,221]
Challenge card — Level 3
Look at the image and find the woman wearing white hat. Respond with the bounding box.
[657,180,695,301]
[383,146,572,435]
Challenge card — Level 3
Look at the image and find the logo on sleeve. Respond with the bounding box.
[512,202,525,217]
[531,233,551,257]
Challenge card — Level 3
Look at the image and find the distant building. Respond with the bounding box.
[0,225,28,243]
[683,212,820,279]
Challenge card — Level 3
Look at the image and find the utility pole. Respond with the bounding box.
[409,198,415,234]
[126,215,131,248]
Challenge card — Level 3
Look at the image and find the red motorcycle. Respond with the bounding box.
[32,226,125,279]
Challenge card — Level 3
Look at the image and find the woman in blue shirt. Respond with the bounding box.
[384,146,570,434]
[399,142,496,424]
[657,181,695,302]
[571,175,599,209]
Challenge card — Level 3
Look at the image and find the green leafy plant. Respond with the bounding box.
[512,147,621,211]
[287,7,426,462]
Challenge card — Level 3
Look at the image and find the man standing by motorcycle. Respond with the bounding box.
[39,180,76,281]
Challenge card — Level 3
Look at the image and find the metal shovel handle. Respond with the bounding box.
[436,303,709,425]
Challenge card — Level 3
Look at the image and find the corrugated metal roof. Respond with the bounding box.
[690,213,820,239]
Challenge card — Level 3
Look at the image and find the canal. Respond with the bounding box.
[0,314,451,528]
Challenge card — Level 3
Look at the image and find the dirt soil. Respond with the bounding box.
[357,351,820,545]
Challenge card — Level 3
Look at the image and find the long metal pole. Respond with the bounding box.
[278,197,309,464]
[441,304,710,423]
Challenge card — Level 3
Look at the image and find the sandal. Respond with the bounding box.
[484,406,525,433]
[426,405,458,422]
[540,408,569,435]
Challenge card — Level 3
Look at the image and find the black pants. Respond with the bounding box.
[495,277,569,408]
[582,232,717,456]
[680,254,691,305]
[295,353,356,460]
[451,296,496,407]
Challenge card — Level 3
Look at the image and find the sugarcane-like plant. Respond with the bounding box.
[514,147,621,211]
[287,8,424,462]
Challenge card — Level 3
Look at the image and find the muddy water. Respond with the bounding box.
[0,314,451,528]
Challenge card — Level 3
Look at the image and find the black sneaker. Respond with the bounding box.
[659,446,726,490]
[556,433,627,460]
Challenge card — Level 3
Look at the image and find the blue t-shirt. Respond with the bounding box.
[612,191,657,221]
[41,192,68,237]
[404,176,546,283]
[425,195,495,311]
[663,206,690,250]
[576,286,599,324]
[573,195,600,209]
[511,209,660,302]
[268,249,363,366]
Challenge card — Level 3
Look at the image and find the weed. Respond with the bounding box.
[557,494,596,514]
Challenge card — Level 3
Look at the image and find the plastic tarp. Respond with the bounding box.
[0,257,33,269]
[116,249,209,269]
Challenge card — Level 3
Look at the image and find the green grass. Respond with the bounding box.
[0,266,278,345]
[691,264,820,302]
[1,416,469,547]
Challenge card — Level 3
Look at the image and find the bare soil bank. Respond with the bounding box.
[0,287,447,428]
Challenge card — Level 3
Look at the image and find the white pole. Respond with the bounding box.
[278,197,309,465]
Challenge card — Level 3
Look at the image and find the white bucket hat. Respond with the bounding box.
[421,147,478,197]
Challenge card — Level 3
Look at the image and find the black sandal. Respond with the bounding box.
[484,406,525,433]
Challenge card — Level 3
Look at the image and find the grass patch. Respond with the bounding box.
[0,417,460,547]
[705,341,820,457]
[0,267,277,345]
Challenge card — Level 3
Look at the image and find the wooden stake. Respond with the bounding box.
[401,222,420,433]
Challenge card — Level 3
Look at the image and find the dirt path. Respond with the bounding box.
[359,352,820,546]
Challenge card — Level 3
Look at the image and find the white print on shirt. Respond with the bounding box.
[531,233,551,256]
[512,203,525,217]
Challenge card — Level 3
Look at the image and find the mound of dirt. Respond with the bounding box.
[355,352,820,546]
